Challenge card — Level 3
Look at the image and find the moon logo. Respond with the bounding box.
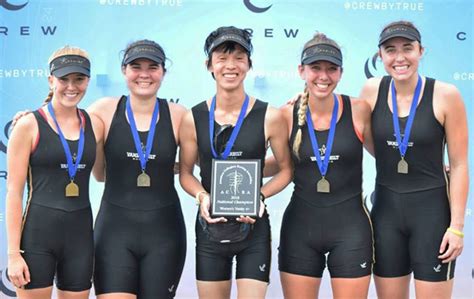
[0,0,28,11]
[0,121,12,154]
[364,53,380,79]
[0,269,17,297]
[243,0,272,13]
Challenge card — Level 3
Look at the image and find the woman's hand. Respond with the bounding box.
[438,229,464,263]
[236,199,265,224]
[10,110,31,131]
[198,192,227,224]
[7,253,30,289]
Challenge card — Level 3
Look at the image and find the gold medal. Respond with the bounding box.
[397,157,408,174]
[317,177,330,193]
[65,181,79,197]
[137,171,151,187]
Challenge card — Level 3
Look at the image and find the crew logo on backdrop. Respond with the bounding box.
[453,72,474,81]
[0,68,49,78]
[364,52,384,79]
[457,31,467,41]
[243,26,301,80]
[0,3,58,37]
[0,0,28,11]
[0,269,16,297]
[244,27,299,38]
[243,0,272,13]
[343,1,424,11]
[0,121,12,155]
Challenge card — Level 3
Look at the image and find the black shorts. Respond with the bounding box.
[94,201,187,298]
[195,213,271,282]
[279,195,373,278]
[18,204,93,291]
[371,184,454,282]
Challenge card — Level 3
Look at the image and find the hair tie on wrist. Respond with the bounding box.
[447,227,464,238]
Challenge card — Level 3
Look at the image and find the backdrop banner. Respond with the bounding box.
[1,0,472,298]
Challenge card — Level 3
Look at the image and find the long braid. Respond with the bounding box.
[293,32,341,158]
[292,87,309,159]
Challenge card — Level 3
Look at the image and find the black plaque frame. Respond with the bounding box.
[210,159,261,217]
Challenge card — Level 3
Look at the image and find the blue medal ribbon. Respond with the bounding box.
[391,74,422,158]
[47,102,85,181]
[126,96,160,172]
[209,94,249,159]
[305,93,339,178]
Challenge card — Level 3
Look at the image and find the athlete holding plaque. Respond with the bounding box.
[179,26,292,299]
[274,33,374,299]
[6,46,103,298]
[89,40,187,298]
[360,21,468,298]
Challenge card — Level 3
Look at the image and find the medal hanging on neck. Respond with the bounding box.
[305,94,339,193]
[208,94,249,159]
[391,74,422,174]
[47,102,85,197]
[126,96,160,187]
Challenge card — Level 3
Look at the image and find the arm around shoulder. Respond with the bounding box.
[86,96,120,122]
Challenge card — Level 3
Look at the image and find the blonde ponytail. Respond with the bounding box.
[43,89,53,104]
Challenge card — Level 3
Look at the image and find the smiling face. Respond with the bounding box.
[208,44,250,92]
[122,58,165,98]
[379,37,424,82]
[299,60,342,99]
[48,73,89,108]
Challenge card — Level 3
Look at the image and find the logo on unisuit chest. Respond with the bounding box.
[60,153,86,170]
[126,142,157,161]
[228,151,243,157]
[310,144,340,162]
[386,134,414,149]
[126,152,156,160]
[60,164,86,170]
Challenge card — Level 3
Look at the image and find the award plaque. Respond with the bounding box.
[210,159,261,217]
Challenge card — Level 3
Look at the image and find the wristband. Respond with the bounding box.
[7,249,24,255]
[260,192,266,202]
[447,227,464,238]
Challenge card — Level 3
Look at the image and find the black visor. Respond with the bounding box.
[122,43,165,65]
[301,44,343,66]
[378,24,421,47]
[206,27,252,55]
[50,55,90,77]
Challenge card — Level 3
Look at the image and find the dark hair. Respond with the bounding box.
[204,26,253,69]
[121,39,167,72]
